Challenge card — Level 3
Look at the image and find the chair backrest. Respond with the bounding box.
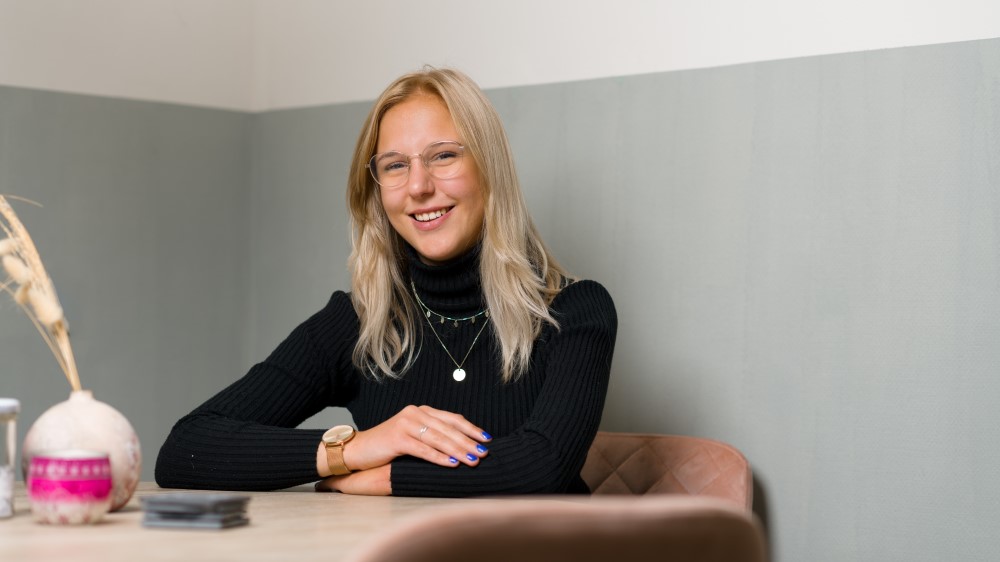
[581,431,753,508]
[346,496,768,562]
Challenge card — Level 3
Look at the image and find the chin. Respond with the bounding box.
[416,251,458,265]
[411,243,466,265]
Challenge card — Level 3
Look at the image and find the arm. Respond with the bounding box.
[154,292,359,491]
[389,280,617,497]
[156,290,492,493]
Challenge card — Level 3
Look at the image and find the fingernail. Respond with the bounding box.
[476,444,488,454]
[482,432,492,440]
[449,457,458,464]
[466,453,477,462]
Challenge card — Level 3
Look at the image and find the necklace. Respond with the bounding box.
[411,282,490,382]
[410,282,490,327]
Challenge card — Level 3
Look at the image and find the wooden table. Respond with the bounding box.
[3,482,526,561]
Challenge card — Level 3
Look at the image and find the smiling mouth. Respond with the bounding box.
[412,207,452,222]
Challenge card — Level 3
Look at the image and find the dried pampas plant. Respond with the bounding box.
[0,195,81,391]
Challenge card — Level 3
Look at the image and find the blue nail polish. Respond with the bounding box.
[476,444,488,454]
[482,432,492,440]
[466,453,477,462]
[449,457,458,464]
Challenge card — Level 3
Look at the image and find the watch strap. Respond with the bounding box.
[325,442,351,476]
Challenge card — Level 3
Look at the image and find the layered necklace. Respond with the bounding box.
[411,281,490,382]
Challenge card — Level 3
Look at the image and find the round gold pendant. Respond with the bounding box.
[452,368,466,382]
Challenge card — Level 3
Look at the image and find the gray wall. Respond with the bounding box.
[244,103,367,429]
[0,87,252,483]
[491,40,1000,562]
[2,38,999,561]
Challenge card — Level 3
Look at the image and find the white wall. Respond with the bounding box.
[251,0,1000,109]
[0,0,254,110]
[1,0,998,110]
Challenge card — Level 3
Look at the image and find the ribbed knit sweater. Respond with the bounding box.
[154,246,617,496]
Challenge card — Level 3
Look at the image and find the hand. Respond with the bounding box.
[345,405,492,471]
[315,465,391,495]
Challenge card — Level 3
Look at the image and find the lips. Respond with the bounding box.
[412,207,452,222]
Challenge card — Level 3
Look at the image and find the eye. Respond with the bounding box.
[429,150,458,164]
[376,153,408,175]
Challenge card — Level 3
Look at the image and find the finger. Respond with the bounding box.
[419,406,493,442]
[409,439,467,468]
[414,424,485,467]
[413,407,491,463]
[399,406,490,464]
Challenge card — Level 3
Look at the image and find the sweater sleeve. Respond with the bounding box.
[390,280,617,496]
[154,292,358,491]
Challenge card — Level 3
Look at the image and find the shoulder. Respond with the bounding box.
[310,290,357,317]
[551,279,615,311]
[549,279,617,330]
[304,290,360,335]
[325,290,356,312]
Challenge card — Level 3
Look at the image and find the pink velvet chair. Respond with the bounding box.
[581,432,753,509]
[346,495,768,562]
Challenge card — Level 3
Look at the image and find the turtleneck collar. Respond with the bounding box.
[406,243,485,317]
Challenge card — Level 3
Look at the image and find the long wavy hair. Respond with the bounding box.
[347,67,570,383]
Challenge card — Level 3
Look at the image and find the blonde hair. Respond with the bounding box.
[347,67,570,383]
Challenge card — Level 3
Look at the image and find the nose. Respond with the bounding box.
[405,155,434,196]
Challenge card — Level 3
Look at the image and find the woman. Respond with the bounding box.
[155,68,617,496]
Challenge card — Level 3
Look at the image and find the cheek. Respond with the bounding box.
[467,185,487,226]
[378,188,394,211]
[379,189,406,218]
[377,192,408,233]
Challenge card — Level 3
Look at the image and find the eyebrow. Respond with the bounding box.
[373,140,463,156]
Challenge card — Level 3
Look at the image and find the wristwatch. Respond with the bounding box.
[322,425,356,476]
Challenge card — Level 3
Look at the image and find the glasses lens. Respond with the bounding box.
[423,142,464,180]
[369,152,408,188]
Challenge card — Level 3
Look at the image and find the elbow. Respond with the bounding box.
[153,440,187,489]
[153,424,202,490]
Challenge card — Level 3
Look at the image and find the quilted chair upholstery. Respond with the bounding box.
[581,432,753,508]
[346,495,768,562]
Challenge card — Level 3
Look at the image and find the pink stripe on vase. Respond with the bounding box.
[29,478,112,500]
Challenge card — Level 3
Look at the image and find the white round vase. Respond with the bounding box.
[22,390,141,511]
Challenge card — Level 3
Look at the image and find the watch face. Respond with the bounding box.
[323,425,355,444]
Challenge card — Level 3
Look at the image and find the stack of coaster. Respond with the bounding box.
[142,493,251,529]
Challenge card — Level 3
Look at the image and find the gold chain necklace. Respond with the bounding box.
[411,282,490,382]
[410,281,489,326]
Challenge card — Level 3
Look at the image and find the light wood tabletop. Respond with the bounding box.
[3,482,538,561]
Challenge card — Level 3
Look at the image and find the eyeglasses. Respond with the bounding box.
[367,141,466,189]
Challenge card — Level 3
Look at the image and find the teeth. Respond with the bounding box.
[414,208,448,222]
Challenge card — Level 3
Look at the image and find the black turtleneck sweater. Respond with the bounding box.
[155,247,617,496]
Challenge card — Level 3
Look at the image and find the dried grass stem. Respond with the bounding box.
[0,195,81,391]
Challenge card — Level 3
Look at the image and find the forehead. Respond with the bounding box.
[376,94,459,153]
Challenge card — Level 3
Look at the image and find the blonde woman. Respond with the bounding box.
[156,68,617,496]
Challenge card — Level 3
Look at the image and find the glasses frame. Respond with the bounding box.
[367,140,466,189]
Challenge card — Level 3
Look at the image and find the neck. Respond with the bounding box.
[406,243,485,318]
